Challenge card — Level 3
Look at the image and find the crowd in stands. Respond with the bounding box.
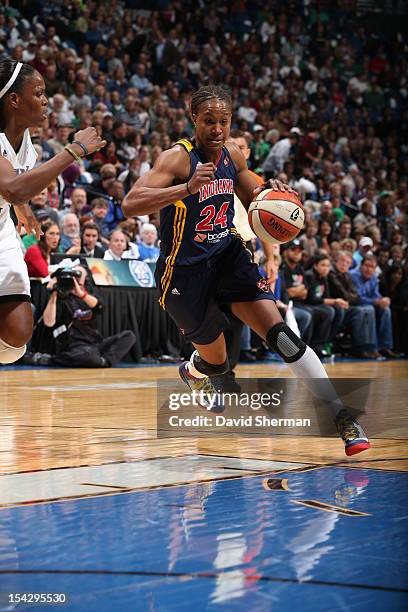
[1,0,407,359]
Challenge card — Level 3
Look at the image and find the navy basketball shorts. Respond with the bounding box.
[155,236,275,344]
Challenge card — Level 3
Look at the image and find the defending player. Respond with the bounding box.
[0,60,105,365]
[123,85,370,456]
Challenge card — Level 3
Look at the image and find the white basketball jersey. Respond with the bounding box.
[0,129,37,245]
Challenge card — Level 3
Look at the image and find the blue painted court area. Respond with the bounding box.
[0,467,407,611]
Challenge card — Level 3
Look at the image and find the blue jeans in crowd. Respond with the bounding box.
[374,305,393,350]
[293,307,312,340]
[344,305,377,353]
[238,304,389,353]
[329,306,345,341]
[338,304,392,352]
[241,324,251,350]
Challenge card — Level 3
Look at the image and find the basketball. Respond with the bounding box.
[248,189,305,244]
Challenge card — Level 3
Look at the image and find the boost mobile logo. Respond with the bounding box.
[290,208,300,221]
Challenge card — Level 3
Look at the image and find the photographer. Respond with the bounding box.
[43,265,136,367]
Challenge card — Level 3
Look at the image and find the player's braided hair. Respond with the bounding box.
[190,85,232,116]
[0,61,36,129]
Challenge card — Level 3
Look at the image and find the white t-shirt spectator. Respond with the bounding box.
[279,64,301,79]
[69,92,92,112]
[260,21,276,43]
[237,104,257,124]
[103,242,140,260]
[187,60,201,75]
[49,97,75,126]
[348,76,369,95]
[262,137,291,173]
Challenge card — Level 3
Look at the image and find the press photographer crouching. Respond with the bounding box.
[43,264,136,367]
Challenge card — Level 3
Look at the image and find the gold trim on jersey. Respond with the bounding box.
[159,199,187,309]
[230,227,246,246]
[174,138,194,153]
[231,227,253,260]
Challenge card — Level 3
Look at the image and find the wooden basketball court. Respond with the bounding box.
[0,361,407,610]
[1,361,407,476]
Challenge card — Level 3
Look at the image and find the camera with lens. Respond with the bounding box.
[51,267,82,297]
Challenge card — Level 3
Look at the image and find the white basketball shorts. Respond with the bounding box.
[0,218,30,303]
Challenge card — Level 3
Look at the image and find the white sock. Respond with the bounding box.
[288,346,344,415]
[186,350,207,379]
[288,345,328,378]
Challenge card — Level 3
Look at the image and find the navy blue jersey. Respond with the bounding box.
[159,138,239,306]
[156,139,274,314]
[159,137,238,285]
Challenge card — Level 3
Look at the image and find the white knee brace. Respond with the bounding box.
[0,338,26,364]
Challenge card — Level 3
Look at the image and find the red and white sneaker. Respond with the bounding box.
[334,409,371,456]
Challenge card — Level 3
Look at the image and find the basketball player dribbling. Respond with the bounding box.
[123,85,370,456]
[0,60,105,365]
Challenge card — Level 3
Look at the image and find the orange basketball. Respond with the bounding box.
[248,189,305,245]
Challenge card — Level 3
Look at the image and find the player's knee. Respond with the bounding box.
[0,339,26,364]
[1,323,32,347]
[192,351,230,376]
[266,323,306,363]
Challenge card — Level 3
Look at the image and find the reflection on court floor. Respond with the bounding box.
[0,466,407,611]
[0,456,304,506]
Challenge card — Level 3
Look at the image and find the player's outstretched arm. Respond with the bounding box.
[0,128,105,205]
[122,147,215,217]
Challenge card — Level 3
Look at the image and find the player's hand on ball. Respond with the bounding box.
[268,179,298,195]
[253,179,298,197]
[73,127,107,156]
[187,162,216,194]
